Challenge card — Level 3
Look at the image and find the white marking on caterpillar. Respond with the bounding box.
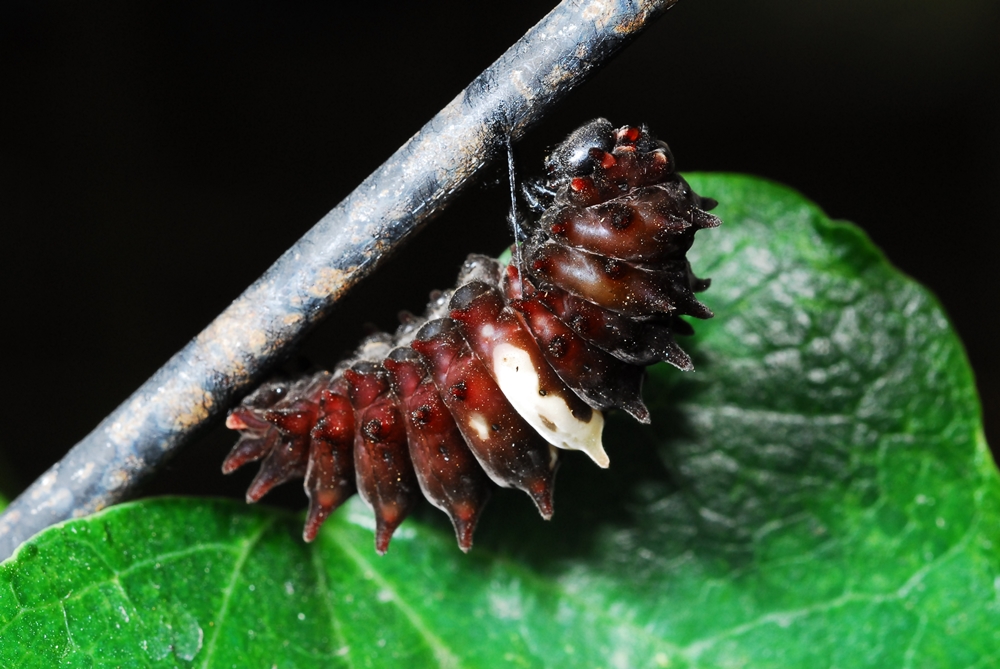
[467,413,491,442]
[491,343,609,467]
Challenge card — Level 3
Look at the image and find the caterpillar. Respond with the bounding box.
[223,119,721,553]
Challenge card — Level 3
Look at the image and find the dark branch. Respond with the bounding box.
[0,0,680,561]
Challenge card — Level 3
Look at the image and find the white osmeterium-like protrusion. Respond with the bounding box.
[490,343,609,468]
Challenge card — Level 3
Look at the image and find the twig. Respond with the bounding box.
[0,0,680,561]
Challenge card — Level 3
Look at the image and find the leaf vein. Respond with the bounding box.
[329,531,465,669]
[310,541,355,669]
[197,516,276,669]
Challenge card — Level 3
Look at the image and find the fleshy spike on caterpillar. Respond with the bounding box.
[223,118,721,554]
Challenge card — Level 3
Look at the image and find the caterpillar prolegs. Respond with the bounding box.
[223,119,721,553]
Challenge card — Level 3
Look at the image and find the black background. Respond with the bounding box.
[2,0,998,505]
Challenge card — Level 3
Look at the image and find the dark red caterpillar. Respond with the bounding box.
[223,119,721,553]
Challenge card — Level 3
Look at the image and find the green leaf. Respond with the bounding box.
[2,174,998,668]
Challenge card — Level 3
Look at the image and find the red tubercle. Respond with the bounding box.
[374,502,408,556]
[503,264,523,297]
[531,255,551,275]
[315,390,354,442]
[450,503,481,553]
[620,126,641,143]
[343,366,389,408]
[221,427,279,475]
[527,476,555,520]
[410,405,433,425]
[502,266,545,307]
[606,202,633,231]
[381,356,422,399]
[355,398,406,447]
[302,487,343,542]
[263,408,318,436]
[224,413,250,430]
[603,258,624,279]
[449,380,468,401]
[245,433,310,503]
[226,404,278,433]
[361,417,389,443]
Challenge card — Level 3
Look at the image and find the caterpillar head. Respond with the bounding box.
[545,117,617,180]
[544,119,676,197]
